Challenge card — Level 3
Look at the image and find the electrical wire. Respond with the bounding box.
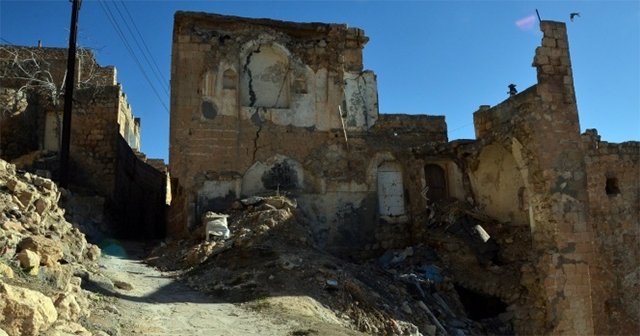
[0,37,15,45]
[118,0,168,86]
[113,0,168,96]
[98,0,168,113]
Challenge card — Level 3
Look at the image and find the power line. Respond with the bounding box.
[98,0,168,113]
[0,37,15,45]
[112,0,168,96]
[118,0,168,86]
[99,0,168,111]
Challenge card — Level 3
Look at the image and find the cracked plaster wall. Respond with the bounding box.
[168,12,437,247]
[168,15,637,335]
[467,21,639,336]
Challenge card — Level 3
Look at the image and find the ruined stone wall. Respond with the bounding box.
[470,21,595,335]
[169,12,463,257]
[91,65,117,86]
[167,13,638,336]
[0,45,146,198]
[116,92,140,150]
[169,12,378,236]
[374,114,447,143]
[0,46,115,89]
[69,86,121,196]
[168,12,461,256]
[581,130,639,336]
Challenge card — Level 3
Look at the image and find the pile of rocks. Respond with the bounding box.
[0,158,102,335]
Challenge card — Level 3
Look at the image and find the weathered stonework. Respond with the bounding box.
[0,45,167,239]
[581,130,639,335]
[168,14,638,335]
[169,12,442,248]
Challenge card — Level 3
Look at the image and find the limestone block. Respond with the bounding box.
[1,220,24,232]
[32,175,56,191]
[54,293,82,321]
[84,244,101,261]
[35,198,51,216]
[0,262,14,278]
[542,38,556,48]
[6,177,27,194]
[0,283,58,336]
[39,264,74,291]
[17,249,40,275]
[18,236,64,267]
[17,189,36,210]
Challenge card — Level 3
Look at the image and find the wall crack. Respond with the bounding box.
[243,48,258,107]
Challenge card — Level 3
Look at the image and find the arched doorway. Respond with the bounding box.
[424,164,447,202]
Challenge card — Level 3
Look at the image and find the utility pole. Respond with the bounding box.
[59,0,81,188]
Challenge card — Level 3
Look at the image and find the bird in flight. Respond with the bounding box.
[570,12,581,22]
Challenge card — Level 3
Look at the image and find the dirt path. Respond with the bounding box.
[90,243,299,336]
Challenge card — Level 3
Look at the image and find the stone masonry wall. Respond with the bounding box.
[169,12,453,255]
[471,21,595,335]
[169,12,377,236]
[582,130,639,336]
[69,86,121,197]
[0,45,146,198]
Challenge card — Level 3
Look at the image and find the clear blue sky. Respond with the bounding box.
[1,1,638,161]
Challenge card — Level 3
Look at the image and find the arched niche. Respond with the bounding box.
[468,143,529,226]
[223,68,237,90]
[241,155,304,196]
[424,164,448,202]
[240,43,290,108]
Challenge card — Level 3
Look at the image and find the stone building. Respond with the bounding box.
[169,12,638,335]
[0,45,167,239]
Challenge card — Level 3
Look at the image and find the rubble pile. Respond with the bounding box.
[0,158,104,336]
[418,199,536,333]
[150,195,521,336]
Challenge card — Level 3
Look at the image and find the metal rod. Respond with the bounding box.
[59,0,82,188]
[338,105,349,150]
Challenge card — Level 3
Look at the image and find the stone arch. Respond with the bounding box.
[222,68,237,90]
[424,163,448,202]
[240,43,291,108]
[468,143,529,226]
[241,155,304,196]
[292,67,310,94]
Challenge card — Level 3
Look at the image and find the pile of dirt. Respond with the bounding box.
[0,158,107,335]
[149,195,517,336]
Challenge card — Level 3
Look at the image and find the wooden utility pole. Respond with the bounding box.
[59,0,81,188]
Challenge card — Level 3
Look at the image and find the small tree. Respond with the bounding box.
[0,45,106,157]
[0,45,106,111]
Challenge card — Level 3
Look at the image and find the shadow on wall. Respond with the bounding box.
[112,136,167,240]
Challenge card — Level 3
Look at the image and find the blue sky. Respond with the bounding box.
[1,1,638,161]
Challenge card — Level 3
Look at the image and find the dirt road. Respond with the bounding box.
[89,243,299,336]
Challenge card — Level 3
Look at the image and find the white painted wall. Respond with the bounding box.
[343,70,378,130]
[240,45,290,108]
[377,162,405,216]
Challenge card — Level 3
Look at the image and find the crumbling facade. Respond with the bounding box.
[169,12,638,335]
[0,46,167,239]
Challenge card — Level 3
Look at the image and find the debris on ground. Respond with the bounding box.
[149,195,523,335]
